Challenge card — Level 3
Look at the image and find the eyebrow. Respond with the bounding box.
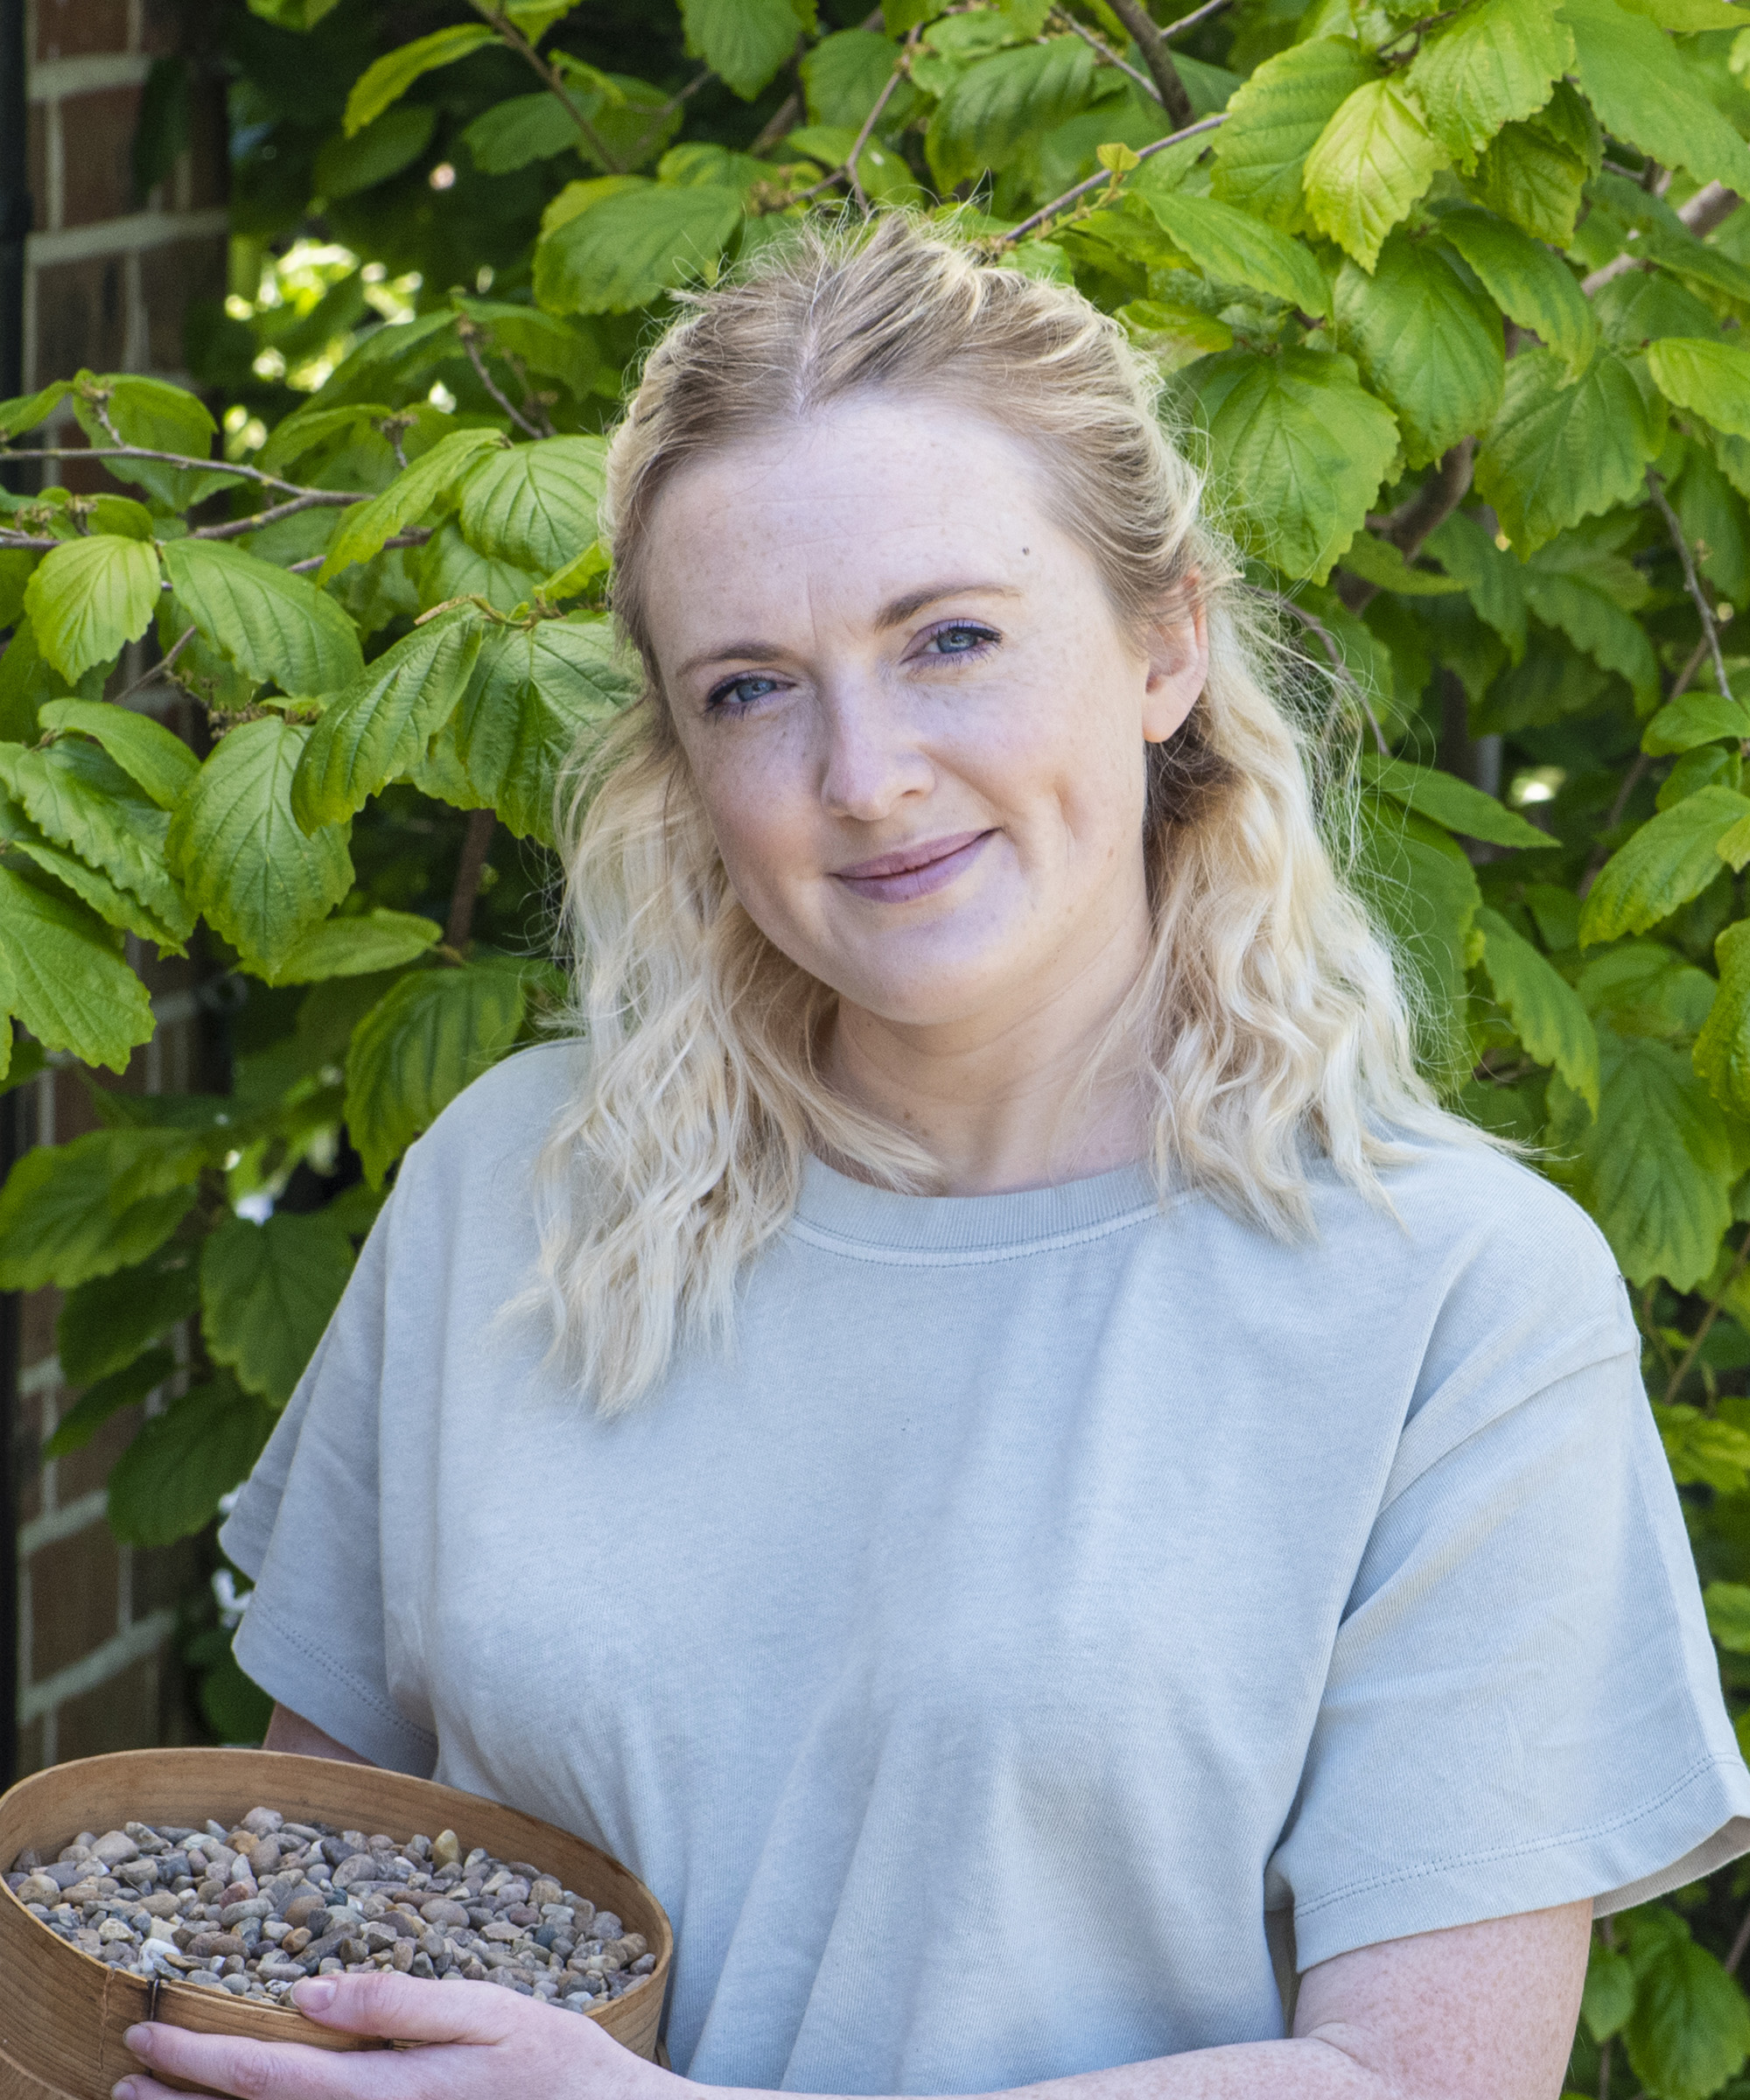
[675,579,1021,680]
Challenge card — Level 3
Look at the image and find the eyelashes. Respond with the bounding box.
[704,620,1004,716]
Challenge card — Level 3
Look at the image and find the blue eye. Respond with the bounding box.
[706,673,782,712]
[926,623,998,656]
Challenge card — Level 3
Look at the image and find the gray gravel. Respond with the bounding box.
[5,1808,657,2012]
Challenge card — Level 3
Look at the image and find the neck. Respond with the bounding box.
[824,900,1153,1197]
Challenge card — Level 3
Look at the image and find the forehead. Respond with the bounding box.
[640,397,1070,635]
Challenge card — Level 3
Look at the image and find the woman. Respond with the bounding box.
[117,217,1749,2100]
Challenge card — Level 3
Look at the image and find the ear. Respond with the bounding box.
[1140,589,1209,745]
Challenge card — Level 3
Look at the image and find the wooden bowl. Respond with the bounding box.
[0,1747,672,2100]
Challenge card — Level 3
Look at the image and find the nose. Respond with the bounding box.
[817,676,934,823]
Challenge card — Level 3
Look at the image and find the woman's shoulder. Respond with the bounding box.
[399,1037,585,1188]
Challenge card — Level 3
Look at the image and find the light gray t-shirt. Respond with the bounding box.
[222,1042,1750,2094]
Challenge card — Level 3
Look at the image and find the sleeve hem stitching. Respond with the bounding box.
[246,1590,437,1754]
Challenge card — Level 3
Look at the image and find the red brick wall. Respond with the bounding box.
[10,0,230,1777]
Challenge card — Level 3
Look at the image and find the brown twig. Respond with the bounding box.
[471,2,621,172]
[446,806,497,952]
[1279,598,1390,754]
[1576,636,1708,897]
[286,528,432,575]
[191,489,364,540]
[1160,0,1234,36]
[1667,1228,1750,1404]
[1648,468,1734,704]
[621,66,711,169]
[0,443,300,495]
[843,38,916,210]
[1338,441,1475,614]
[1726,1890,1750,1977]
[1054,12,1160,102]
[1104,0,1194,126]
[110,623,197,704]
[499,350,556,438]
[458,323,546,439]
[999,111,1227,244]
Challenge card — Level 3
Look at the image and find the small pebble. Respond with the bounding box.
[7,1809,654,2012]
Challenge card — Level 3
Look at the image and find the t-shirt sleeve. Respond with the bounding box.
[1268,1210,1750,1973]
[217,1196,438,1776]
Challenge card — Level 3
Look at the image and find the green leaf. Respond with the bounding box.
[1361,754,1558,848]
[161,539,363,698]
[1647,337,1750,444]
[452,298,601,402]
[1196,346,1401,584]
[1643,690,1750,755]
[21,535,160,682]
[43,1345,177,1460]
[1464,116,1589,247]
[1476,904,1600,1108]
[0,380,68,438]
[257,402,393,477]
[315,102,435,200]
[452,616,639,844]
[1334,532,1465,597]
[74,374,238,511]
[0,866,155,1072]
[1353,802,1483,1092]
[1565,0,1750,196]
[1696,919,1750,1117]
[1522,571,1659,712]
[36,698,199,810]
[1705,1578,1750,1652]
[1333,235,1503,470]
[315,427,508,584]
[463,91,581,175]
[1434,207,1597,378]
[1582,1943,1638,2046]
[1620,0,1750,20]
[1407,0,1572,162]
[681,0,803,98]
[342,24,497,136]
[534,180,746,317]
[0,738,193,938]
[56,1238,202,1387]
[457,435,606,576]
[107,1374,276,1549]
[1141,191,1330,318]
[1580,785,1750,944]
[0,1130,193,1292]
[166,717,354,977]
[927,38,1096,189]
[1474,348,1665,555]
[1423,509,1529,656]
[1656,1399,1750,1490]
[416,522,542,616]
[344,962,529,1183]
[1304,79,1449,273]
[1209,34,1377,234]
[269,907,443,985]
[1623,1915,1750,2100]
[200,1210,355,1406]
[802,28,911,130]
[0,800,184,953]
[292,608,485,831]
[1569,1028,1735,1288]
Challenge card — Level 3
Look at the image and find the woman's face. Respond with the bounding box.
[642,396,1208,1036]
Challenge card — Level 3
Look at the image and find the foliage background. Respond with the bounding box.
[6,0,1750,2089]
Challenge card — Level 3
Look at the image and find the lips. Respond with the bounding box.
[831,830,993,903]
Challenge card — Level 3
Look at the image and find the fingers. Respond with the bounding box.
[290,1971,522,2044]
[116,2022,414,2100]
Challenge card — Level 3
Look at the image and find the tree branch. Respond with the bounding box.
[471,2,621,172]
[1667,1227,1750,1405]
[1648,467,1734,704]
[190,489,364,540]
[458,321,547,439]
[1053,11,1160,102]
[111,624,197,704]
[446,806,497,952]
[1160,0,1234,37]
[999,111,1227,243]
[1103,0,1194,127]
[1682,179,1742,237]
[0,443,306,496]
[1337,441,1475,614]
[286,528,431,575]
[1578,635,1708,896]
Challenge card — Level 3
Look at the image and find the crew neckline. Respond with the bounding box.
[791,1152,1164,1257]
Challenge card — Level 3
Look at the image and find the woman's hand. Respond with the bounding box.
[113,1972,682,2100]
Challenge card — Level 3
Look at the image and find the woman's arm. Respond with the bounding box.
[111,1899,1592,2100]
[262,1702,376,1765]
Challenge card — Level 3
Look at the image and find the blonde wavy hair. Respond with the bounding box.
[528,213,1460,1414]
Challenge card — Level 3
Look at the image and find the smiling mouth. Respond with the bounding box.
[831,830,994,902]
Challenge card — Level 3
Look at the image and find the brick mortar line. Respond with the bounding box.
[18,1488,108,1560]
[30,52,153,101]
[18,1609,177,1722]
[27,207,228,270]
